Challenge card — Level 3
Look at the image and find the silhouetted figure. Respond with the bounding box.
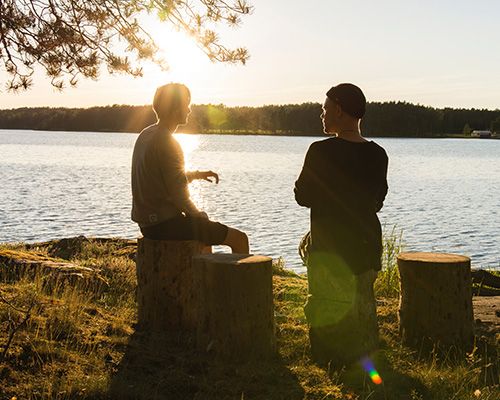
[131,83,249,253]
[295,83,388,366]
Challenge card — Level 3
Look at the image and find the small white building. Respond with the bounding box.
[471,130,492,138]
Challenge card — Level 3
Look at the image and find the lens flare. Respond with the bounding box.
[361,357,383,385]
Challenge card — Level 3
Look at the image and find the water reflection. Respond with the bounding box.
[0,130,499,271]
[174,133,200,169]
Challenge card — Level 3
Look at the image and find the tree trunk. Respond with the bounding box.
[397,252,473,352]
[135,238,202,332]
[192,254,276,361]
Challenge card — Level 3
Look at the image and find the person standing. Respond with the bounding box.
[131,83,249,253]
[294,83,388,366]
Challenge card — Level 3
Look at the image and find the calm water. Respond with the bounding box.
[1,129,498,272]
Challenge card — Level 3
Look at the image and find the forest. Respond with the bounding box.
[1,101,499,137]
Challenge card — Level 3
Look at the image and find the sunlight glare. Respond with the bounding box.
[173,133,204,210]
[148,19,210,90]
[174,133,200,168]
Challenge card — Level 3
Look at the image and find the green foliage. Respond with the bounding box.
[491,116,500,133]
[463,123,472,136]
[375,225,404,298]
[0,0,252,90]
[1,101,500,137]
[363,102,500,137]
[272,257,301,277]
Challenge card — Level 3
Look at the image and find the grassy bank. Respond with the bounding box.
[0,237,498,399]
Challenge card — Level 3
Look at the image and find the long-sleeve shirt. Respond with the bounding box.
[131,124,199,227]
[294,137,388,274]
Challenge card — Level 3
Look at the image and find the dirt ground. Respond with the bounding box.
[473,296,500,337]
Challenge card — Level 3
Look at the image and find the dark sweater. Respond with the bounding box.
[294,137,388,274]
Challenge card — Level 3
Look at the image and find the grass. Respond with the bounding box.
[0,235,498,399]
[374,226,404,299]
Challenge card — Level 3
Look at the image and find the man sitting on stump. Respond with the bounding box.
[131,83,249,253]
[295,83,388,366]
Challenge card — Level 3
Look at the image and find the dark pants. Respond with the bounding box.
[140,215,229,245]
[304,251,379,366]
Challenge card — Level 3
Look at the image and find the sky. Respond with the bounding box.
[1,0,500,110]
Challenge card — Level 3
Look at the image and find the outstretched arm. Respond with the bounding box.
[186,170,219,184]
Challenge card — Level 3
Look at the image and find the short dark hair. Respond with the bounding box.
[326,83,366,119]
[153,83,191,120]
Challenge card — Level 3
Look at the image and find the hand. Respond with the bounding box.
[198,170,219,184]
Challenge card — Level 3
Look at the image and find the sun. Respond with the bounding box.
[147,19,210,86]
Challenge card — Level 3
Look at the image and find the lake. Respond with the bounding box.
[0,129,498,272]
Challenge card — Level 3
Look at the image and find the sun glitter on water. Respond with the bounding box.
[174,133,200,168]
[174,133,204,209]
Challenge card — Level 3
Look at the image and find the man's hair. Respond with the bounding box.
[326,83,366,119]
[153,83,191,120]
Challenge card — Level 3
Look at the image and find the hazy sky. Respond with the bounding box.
[1,0,499,109]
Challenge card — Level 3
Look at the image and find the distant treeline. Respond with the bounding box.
[1,102,499,137]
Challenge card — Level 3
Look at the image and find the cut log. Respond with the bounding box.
[397,252,473,352]
[135,238,203,332]
[471,269,500,289]
[0,248,104,291]
[192,253,276,361]
[26,236,137,260]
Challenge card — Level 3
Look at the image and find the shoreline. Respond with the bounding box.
[1,127,499,139]
[0,235,500,276]
[1,236,498,271]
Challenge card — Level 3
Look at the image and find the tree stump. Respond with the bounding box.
[397,252,473,352]
[192,254,276,361]
[135,238,202,332]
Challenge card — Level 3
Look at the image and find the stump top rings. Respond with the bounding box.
[397,252,470,264]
